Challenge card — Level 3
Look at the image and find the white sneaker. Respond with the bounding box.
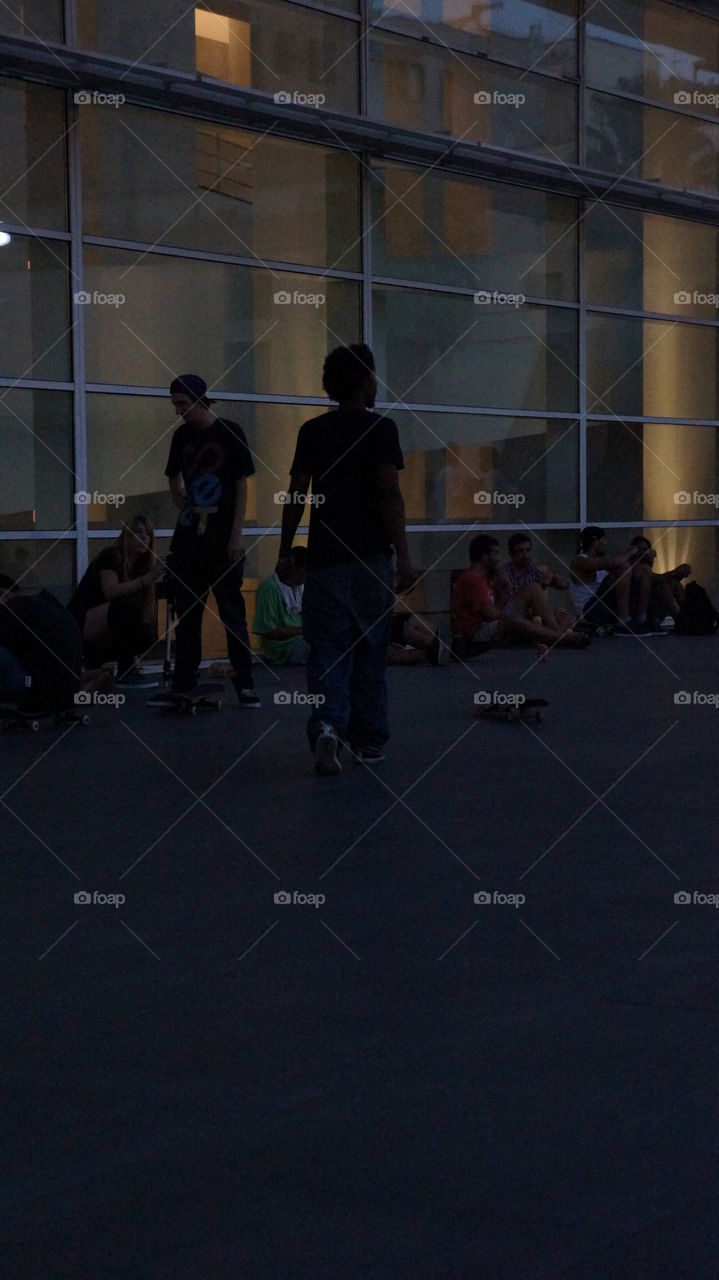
[314,722,342,776]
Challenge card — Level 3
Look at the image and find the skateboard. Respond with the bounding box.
[159,682,224,717]
[0,702,90,733]
[476,697,548,725]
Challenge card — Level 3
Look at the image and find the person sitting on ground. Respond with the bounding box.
[387,611,448,665]
[0,574,82,711]
[68,515,164,688]
[452,534,589,653]
[629,536,691,626]
[498,533,575,628]
[252,545,308,666]
[569,526,646,633]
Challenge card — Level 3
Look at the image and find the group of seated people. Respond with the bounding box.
[451,528,691,656]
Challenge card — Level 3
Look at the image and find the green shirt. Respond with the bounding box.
[252,574,303,665]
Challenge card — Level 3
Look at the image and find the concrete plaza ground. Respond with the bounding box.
[3,634,719,1278]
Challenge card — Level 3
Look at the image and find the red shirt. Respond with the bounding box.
[452,570,496,639]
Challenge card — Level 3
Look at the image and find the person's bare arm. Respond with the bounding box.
[376,463,418,592]
[278,470,310,563]
[99,565,163,600]
[168,472,187,511]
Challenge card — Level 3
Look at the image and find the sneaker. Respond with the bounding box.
[352,745,387,765]
[428,623,450,666]
[237,688,261,708]
[115,672,160,690]
[314,723,342,776]
[611,621,634,636]
[632,621,665,635]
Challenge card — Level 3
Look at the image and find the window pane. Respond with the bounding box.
[82,246,360,393]
[0,80,68,231]
[389,411,577,524]
[587,0,719,101]
[586,91,719,197]
[372,161,576,299]
[587,315,719,419]
[586,204,719,318]
[0,0,63,40]
[81,106,359,270]
[0,237,70,382]
[0,391,73,531]
[77,0,358,111]
[588,423,719,523]
[0,538,75,603]
[373,287,577,411]
[369,32,576,162]
[370,0,577,76]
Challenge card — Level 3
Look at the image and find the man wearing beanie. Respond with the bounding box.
[162,374,260,707]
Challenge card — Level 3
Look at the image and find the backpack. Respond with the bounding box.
[0,591,82,710]
[674,582,719,636]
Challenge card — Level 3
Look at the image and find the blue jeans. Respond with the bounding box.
[303,555,394,750]
[0,646,29,700]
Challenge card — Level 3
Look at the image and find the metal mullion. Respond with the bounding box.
[371,275,580,309]
[67,88,87,580]
[578,194,587,530]
[82,235,362,280]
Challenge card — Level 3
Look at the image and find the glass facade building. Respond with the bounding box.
[2,0,719,637]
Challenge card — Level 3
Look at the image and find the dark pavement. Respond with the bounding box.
[3,634,719,1278]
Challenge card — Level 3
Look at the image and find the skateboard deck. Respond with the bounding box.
[0,702,90,733]
[159,682,224,716]
[476,697,548,724]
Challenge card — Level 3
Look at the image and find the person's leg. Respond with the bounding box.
[210,553,254,693]
[346,555,394,752]
[107,596,156,678]
[513,582,574,633]
[630,564,652,622]
[0,645,29,700]
[169,549,208,693]
[387,644,427,665]
[401,614,435,650]
[302,563,358,749]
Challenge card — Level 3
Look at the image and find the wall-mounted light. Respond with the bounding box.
[0,223,11,248]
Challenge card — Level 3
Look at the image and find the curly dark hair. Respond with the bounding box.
[322,344,375,403]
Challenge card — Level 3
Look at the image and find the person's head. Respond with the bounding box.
[169,373,213,426]
[631,534,655,564]
[119,516,154,573]
[469,533,501,572]
[278,545,307,586]
[508,533,532,569]
[579,525,607,554]
[0,572,19,603]
[322,344,377,408]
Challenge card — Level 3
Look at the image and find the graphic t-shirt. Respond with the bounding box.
[452,570,496,639]
[165,417,254,541]
[252,573,303,665]
[289,408,404,570]
[68,546,124,630]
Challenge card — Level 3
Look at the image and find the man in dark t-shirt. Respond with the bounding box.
[163,373,259,706]
[278,345,417,775]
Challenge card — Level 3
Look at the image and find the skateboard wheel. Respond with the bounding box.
[81,713,90,726]
[215,701,223,711]
[30,720,40,732]
[190,704,197,716]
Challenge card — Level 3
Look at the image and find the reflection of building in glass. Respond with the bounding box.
[1,0,718,633]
